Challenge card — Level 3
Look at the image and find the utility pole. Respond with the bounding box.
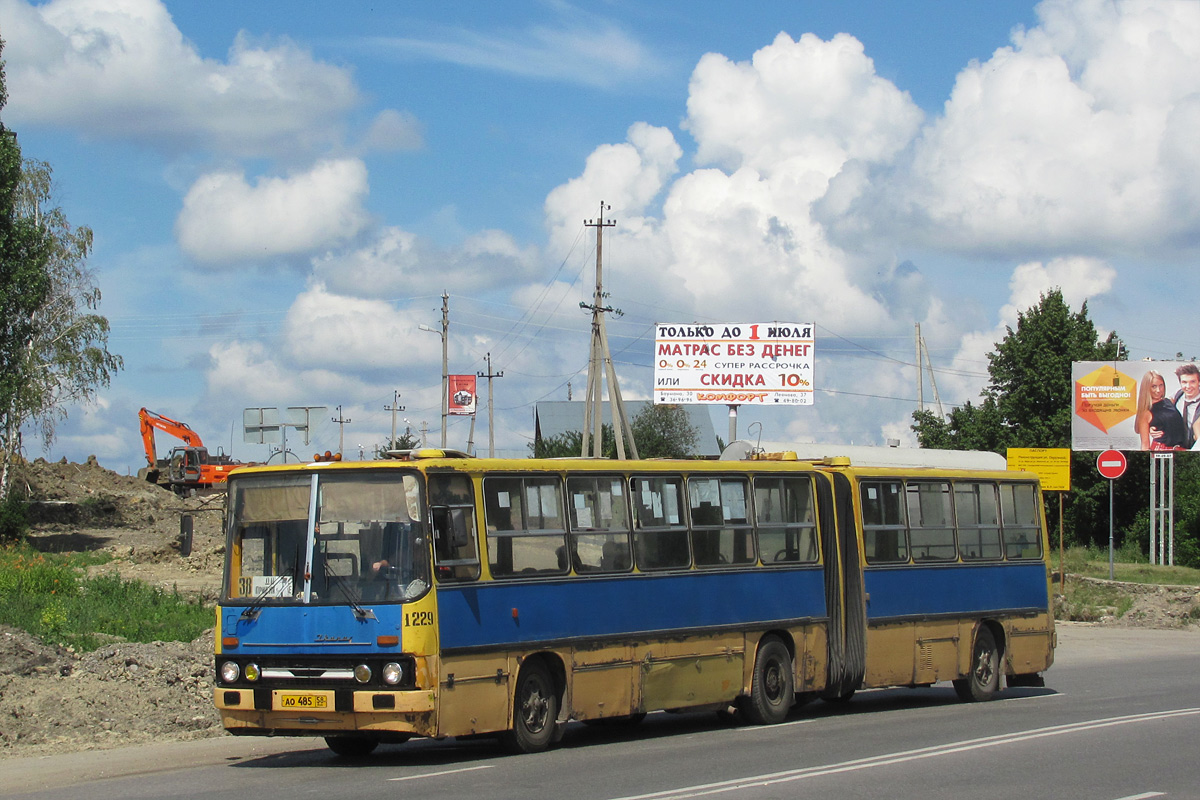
[581,201,638,459]
[478,352,504,457]
[418,292,450,449]
[915,323,945,420]
[332,405,352,455]
[439,291,449,448]
[384,391,405,450]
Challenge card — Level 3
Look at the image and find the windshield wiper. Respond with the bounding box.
[240,574,287,621]
[323,556,376,621]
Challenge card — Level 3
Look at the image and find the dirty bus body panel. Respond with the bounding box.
[213,450,1053,756]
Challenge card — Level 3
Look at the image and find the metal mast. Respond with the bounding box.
[581,201,638,459]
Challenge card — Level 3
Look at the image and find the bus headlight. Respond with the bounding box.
[354,664,372,683]
[244,662,260,682]
[382,662,403,685]
[220,661,240,683]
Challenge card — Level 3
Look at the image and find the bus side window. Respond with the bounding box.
[688,476,755,567]
[754,477,819,564]
[632,475,690,570]
[955,481,1002,560]
[1000,482,1043,559]
[429,475,481,581]
[567,476,632,573]
[861,481,909,563]
[906,482,956,561]
[484,476,568,578]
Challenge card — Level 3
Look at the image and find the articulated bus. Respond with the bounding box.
[213,449,1054,756]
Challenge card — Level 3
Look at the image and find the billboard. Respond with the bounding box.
[1072,361,1200,452]
[447,375,477,415]
[653,323,814,406]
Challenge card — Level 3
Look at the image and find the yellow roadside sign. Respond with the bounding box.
[1006,448,1072,492]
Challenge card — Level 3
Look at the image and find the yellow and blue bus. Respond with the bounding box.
[213,448,1054,756]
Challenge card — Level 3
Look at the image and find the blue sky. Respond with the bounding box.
[2,0,1198,473]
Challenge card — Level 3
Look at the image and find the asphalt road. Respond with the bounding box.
[3,622,1198,800]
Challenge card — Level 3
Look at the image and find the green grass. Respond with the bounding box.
[1062,545,1200,586]
[0,543,213,651]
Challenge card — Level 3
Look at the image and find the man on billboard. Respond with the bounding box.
[1173,364,1200,448]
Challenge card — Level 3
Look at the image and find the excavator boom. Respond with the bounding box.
[138,408,241,493]
[139,408,204,467]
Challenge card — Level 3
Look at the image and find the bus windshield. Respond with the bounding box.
[224,470,429,605]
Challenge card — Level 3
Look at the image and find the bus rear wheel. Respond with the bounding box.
[501,661,559,754]
[737,636,794,725]
[325,735,379,757]
[954,626,1000,702]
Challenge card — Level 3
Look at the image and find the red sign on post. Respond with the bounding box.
[1096,449,1127,479]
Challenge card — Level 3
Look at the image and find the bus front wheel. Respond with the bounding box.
[502,661,559,754]
[954,626,1000,702]
[737,636,794,725]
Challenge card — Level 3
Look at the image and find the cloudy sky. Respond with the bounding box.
[1,0,1198,472]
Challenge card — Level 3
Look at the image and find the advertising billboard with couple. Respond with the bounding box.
[1072,361,1200,452]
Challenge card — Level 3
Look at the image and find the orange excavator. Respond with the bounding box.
[138,408,243,494]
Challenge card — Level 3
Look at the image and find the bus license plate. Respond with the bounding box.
[277,692,329,710]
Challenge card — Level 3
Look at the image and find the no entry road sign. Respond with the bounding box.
[1097,449,1127,480]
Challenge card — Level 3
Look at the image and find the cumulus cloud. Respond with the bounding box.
[837,0,1200,254]
[685,32,922,179]
[0,0,360,156]
[544,122,682,240]
[310,226,539,297]
[360,109,424,153]
[281,284,442,370]
[176,159,370,264]
[646,32,923,329]
[1002,256,1117,328]
[204,340,338,406]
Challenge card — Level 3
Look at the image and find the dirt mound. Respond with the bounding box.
[18,457,228,600]
[2,458,229,759]
[0,625,221,755]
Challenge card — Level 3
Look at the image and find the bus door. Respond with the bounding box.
[428,473,509,737]
[817,471,866,699]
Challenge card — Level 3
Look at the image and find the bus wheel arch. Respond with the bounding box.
[737,633,796,725]
[954,621,1003,702]
[502,654,565,754]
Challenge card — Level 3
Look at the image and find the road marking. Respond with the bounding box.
[388,765,494,781]
[1002,692,1065,702]
[735,719,817,731]
[608,708,1200,800]
[1112,794,1164,800]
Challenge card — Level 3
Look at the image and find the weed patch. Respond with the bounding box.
[0,543,210,651]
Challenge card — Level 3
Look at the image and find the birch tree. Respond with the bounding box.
[1,42,122,498]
